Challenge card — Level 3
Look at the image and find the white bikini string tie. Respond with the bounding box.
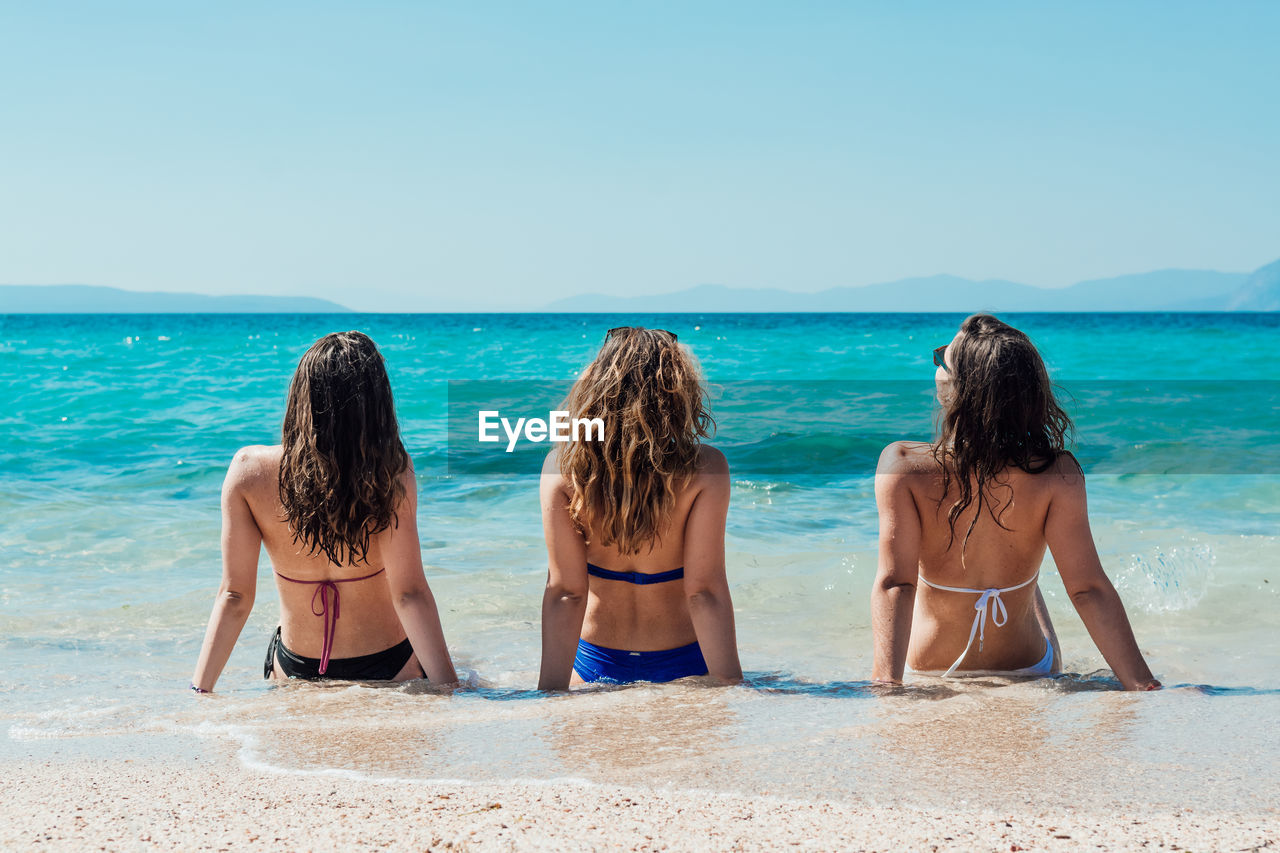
[973,587,1008,653]
[918,571,1038,677]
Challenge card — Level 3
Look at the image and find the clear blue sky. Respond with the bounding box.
[2,2,1277,310]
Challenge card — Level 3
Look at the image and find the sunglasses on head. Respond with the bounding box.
[932,344,950,372]
[606,326,678,342]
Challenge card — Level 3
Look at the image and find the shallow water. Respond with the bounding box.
[2,312,1277,810]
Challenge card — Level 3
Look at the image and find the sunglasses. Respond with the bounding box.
[607,326,678,342]
[932,344,950,372]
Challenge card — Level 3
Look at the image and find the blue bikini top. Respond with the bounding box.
[586,563,685,585]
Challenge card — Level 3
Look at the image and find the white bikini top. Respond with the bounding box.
[917,570,1040,676]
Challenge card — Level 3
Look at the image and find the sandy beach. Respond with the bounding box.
[5,748,1276,852]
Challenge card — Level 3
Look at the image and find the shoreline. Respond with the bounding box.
[6,750,1276,851]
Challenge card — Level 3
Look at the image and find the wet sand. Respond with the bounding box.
[5,752,1276,852]
[8,677,1278,851]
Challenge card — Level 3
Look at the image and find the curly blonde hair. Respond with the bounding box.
[559,327,714,555]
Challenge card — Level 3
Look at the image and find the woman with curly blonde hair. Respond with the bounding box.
[538,327,743,689]
[191,331,456,691]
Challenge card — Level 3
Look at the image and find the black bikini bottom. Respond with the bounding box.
[264,627,418,681]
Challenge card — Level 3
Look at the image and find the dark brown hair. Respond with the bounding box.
[933,314,1078,553]
[279,331,409,565]
[560,327,714,555]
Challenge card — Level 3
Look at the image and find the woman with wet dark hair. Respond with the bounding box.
[871,314,1159,690]
[191,331,456,691]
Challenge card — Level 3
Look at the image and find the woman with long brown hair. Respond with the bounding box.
[871,314,1160,690]
[191,331,456,690]
[538,327,743,689]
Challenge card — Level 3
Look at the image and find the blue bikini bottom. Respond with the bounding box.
[572,638,708,684]
[1013,638,1056,677]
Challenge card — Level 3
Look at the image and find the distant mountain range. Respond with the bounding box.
[4,258,1278,312]
[0,285,350,313]
[543,258,1280,312]
[1225,258,1280,311]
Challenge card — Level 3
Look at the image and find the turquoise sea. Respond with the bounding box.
[2,312,1278,811]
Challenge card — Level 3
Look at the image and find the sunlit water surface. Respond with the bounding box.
[2,313,1277,811]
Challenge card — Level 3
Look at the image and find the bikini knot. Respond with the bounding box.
[309,581,341,675]
[972,588,1008,653]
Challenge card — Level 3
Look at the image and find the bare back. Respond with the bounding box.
[577,472,703,653]
[881,441,1070,672]
[232,445,412,661]
[553,445,727,653]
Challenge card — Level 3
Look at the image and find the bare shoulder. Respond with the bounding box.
[695,444,729,477]
[540,448,571,504]
[1046,452,1086,488]
[226,445,280,488]
[689,445,729,509]
[1044,451,1087,504]
[541,446,565,476]
[876,441,935,477]
[396,457,418,494]
[540,447,571,491]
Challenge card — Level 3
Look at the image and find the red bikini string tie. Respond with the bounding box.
[274,569,386,675]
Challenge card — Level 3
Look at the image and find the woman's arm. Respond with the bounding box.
[870,444,922,684]
[681,448,743,684]
[191,449,264,692]
[537,453,590,691]
[1045,461,1160,691]
[380,468,458,685]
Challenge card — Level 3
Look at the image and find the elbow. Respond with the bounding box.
[686,587,726,610]
[1068,587,1094,608]
[545,582,587,606]
[1067,582,1108,609]
[874,575,915,596]
[219,588,254,615]
[393,585,431,610]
